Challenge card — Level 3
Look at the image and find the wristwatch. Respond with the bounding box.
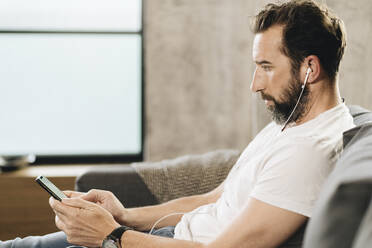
[102,225,132,248]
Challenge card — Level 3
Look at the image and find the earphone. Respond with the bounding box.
[304,67,312,87]
[281,67,312,131]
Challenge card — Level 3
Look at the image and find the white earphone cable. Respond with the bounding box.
[148,211,211,238]
[281,68,311,131]
[149,212,185,235]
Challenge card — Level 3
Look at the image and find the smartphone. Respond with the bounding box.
[35,175,68,201]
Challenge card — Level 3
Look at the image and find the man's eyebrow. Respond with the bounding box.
[255,60,273,65]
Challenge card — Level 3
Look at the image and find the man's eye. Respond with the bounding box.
[262,65,272,71]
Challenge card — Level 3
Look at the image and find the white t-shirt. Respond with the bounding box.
[174,103,355,244]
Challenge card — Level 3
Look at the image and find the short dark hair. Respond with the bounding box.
[253,0,346,81]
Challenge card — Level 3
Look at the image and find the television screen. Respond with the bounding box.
[0,33,142,161]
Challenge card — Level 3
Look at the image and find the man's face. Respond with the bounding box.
[251,25,309,124]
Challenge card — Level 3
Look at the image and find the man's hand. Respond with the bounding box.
[49,196,120,247]
[64,189,127,224]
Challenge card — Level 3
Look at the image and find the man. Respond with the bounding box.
[1,0,355,247]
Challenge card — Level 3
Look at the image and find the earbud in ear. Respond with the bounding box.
[302,67,312,88]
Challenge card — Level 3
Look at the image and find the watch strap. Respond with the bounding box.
[110,225,132,240]
[105,225,133,248]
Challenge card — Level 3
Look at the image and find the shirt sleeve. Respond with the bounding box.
[250,138,332,217]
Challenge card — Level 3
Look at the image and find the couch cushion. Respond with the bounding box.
[75,165,158,207]
[351,198,372,248]
[348,105,372,126]
[303,122,372,248]
[132,149,240,203]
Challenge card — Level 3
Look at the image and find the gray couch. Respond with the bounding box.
[75,105,372,247]
[303,106,372,248]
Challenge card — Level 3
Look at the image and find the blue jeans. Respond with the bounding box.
[0,227,175,248]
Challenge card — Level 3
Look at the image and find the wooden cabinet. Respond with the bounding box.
[0,166,93,240]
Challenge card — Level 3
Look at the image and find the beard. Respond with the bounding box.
[261,72,310,125]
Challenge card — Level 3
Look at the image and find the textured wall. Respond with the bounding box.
[326,0,372,109]
[144,0,372,161]
[144,0,256,161]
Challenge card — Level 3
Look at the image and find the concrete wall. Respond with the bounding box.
[143,0,372,161]
[327,0,372,109]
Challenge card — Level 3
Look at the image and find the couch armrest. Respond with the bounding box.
[75,165,158,207]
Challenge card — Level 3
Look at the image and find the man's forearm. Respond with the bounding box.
[121,230,205,248]
[121,194,213,231]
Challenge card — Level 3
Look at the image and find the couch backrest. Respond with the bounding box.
[348,105,372,126]
[303,106,372,248]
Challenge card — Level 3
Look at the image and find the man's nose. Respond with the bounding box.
[250,68,264,93]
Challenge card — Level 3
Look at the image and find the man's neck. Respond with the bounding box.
[295,80,342,126]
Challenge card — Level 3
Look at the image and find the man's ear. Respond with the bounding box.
[301,55,321,84]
